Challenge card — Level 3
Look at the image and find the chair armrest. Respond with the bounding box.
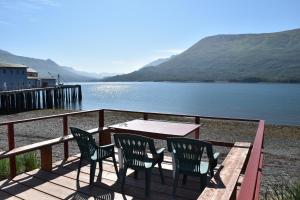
[213,152,220,160]
[156,148,165,155]
[99,143,115,151]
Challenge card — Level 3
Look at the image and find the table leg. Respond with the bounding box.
[194,127,200,139]
[118,148,124,169]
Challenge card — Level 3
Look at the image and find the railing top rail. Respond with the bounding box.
[104,108,260,122]
[237,120,265,200]
[0,109,103,126]
[0,108,260,126]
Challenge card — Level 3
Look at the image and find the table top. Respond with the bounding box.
[108,119,200,139]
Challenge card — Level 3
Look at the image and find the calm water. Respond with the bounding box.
[72,82,300,125]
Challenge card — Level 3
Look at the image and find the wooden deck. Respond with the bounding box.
[0,108,264,200]
[0,154,207,200]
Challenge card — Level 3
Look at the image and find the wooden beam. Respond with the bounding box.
[63,115,68,160]
[40,146,52,171]
[7,123,16,178]
[237,120,265,200]
[198,142,251,200]
[98,109,104,144]
[0,127,106,160]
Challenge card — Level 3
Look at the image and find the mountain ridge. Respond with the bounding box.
[0,49,109,82]
[104,28,300,83]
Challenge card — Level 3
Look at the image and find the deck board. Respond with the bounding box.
[0,149,249,200]
[0,189,22,200]
[0,179,60,200]
[198,142,250,200]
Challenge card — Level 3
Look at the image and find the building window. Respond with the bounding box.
[11,70,13,74]
[3,69,6,74]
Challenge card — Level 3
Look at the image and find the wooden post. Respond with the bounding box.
[63,115,69,160]
[7,123,16,178]
[194,128,200,139]
[98,110,104,144]
[195,117,200,139]
[143,113,148,120]
[40,146,52,171]
[99,110,111,145]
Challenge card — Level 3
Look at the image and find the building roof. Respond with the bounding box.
[0,62,27,68]
[27,77,39,80]
[27,67,37,73]
[39,77,56,80]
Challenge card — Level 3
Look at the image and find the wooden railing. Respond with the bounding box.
[237,120,265,200]
[0,108,264,199]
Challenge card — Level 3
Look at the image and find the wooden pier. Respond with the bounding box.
[0,85,82,114]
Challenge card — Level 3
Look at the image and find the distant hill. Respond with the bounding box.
[0,49,107,82]
[104,28,300,82]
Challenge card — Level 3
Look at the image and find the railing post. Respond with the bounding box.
[99,109,104,144]
[63,115,69,160]
[7,123,16,178]
[143,113,148,120]
[99,109,111,145]
[40,146,52,171]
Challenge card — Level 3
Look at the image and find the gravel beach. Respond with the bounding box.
[0,109,299,192]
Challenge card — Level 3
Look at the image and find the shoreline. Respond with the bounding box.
[0,109,299,192]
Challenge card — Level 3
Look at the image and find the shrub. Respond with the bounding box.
[23,152,39,171]
[0,159,9,179]
[0,151,40,180]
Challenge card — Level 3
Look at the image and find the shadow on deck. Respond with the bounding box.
[0,155,205,200]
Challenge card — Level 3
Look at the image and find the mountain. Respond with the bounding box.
[0,49,105,82]
[104,28,300,82]
[143,55,176,67]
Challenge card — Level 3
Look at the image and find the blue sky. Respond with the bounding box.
[0,0,300,74]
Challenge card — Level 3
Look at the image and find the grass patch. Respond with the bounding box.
[264,179,300,200]
[23,151,39,171]
[0,158,9,180]
[0,151,40,180]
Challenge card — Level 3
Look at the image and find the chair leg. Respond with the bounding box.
[77,157,82,180]
[134,170,138,179]
[121,166,128,193]
[210,166,214,177]
[145,168,152,197]
[182,174,187,185]
[99,160,103,172]
[200,174,207,192]
[158,162,165,184]
[90,161,96,185]
[98,160,103,179]
[112,154,119,179]
[173,170,180,197]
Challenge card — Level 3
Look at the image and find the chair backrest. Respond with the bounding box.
[167,137,213,167]
[114,133,156,167]
[70,127,97,159]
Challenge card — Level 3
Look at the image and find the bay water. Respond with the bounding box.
[72,82,300,125]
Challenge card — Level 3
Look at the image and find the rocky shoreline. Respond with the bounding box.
[0,109,299,192]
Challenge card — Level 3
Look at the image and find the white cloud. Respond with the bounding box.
[0,20,10,25]
[28,0,61,7]
[0,0,60,11]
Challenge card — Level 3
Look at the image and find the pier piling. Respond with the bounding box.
[0,85,82,114]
